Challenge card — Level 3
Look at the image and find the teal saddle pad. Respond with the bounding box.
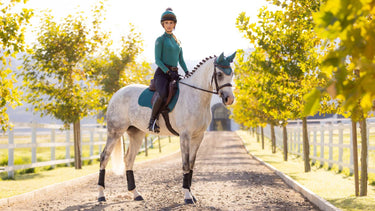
[138,87,179,112]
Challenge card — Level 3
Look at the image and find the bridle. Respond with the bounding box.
[179,61,232,95]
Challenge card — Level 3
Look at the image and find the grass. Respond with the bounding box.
[0,136,181,199]
[237,130,375,211]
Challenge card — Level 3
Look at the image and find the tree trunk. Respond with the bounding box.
[302,117,310,172]
[261,127,265,150]
[359,118,368,196]
[73,120,82,169]
[352,119,359,196]
[283,125,288,161]
[256,127,260,143]
[271,124,276,153]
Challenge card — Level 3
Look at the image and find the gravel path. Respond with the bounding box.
[6,131,319,210]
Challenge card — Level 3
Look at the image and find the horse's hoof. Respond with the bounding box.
[184,199,194,204]
[192,196,197,203]
[134,195,144,201]
[98,196,106,202]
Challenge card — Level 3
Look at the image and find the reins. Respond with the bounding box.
[179,61,232,95]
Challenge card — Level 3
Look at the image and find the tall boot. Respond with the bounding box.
[148,92,163,133]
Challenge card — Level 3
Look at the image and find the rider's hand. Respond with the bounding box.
[168,71,180,81]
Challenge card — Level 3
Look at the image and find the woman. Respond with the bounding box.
[148,8,189,133]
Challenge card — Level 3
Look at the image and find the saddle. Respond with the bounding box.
[149,79,178,108]
[144,79,179,136]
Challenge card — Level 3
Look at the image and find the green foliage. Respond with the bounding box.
[20,2,107,127]
[85,23,152,113]
[312,0,375,121]
[233,0,335,129]
[0,0,33,131]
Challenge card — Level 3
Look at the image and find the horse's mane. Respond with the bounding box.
[183,55,216,79]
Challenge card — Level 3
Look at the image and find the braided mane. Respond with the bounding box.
[183,55,216,79]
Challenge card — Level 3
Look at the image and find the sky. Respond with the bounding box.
[23,0,272,63]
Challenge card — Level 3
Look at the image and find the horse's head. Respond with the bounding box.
[213,52,236,106]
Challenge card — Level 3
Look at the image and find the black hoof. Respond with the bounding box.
[134,195,144,201]
[184,199,194,204]
[98,196,106,202]
[192,196,197,203]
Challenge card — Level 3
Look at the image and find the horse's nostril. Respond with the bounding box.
[225,96,228,103]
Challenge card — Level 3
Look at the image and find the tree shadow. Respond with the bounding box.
[328,197,375,210]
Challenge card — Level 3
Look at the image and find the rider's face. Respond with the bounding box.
[163,20,175,34]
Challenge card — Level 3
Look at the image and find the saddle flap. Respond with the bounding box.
[149,79,156,91]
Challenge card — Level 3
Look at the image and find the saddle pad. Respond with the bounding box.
[138,88,179,112]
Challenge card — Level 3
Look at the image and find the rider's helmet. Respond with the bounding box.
[161,8,177,25]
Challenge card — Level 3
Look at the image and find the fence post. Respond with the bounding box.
[329,122,333,169]
[144,136,148,156]
[99,131,103,153]
[66,130,70,167]
[90,129,94,159]
[313,127,317,164]
[51,129,56,169]
[297,121,301,154]
[158,136,161,153]
[320,122,324,167]
[8,129,14,179]
[338,123,343,171]
[31,122,37,164]
[293,127,296,153]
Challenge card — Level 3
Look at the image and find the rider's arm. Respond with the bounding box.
[179,48,188,73]
[155,36,169,73]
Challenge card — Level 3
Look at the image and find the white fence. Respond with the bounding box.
[0,122,159,178]
[263,118,375,174]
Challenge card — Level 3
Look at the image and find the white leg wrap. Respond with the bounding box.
[131,188,141,199]
[98,185,105,198]
[183,188,192,199]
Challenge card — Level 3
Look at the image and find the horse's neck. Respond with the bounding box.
[181,59,214,105]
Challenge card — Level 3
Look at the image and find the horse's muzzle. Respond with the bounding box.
[220,90,234,105]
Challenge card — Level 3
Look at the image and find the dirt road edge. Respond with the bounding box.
[239,137,340,211]
[0,150,180,208]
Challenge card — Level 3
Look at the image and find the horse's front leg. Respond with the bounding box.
[180,132,193,204]
[180,132,204,204]
[187,133,204,203]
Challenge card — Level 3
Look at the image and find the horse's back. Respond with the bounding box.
[106,84,148,129]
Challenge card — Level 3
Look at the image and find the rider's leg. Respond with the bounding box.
[148,68,170,132]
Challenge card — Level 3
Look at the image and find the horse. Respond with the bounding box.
[97,52,236,204]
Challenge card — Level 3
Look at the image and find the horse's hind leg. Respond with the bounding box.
[97,130,124,202]
[124,126,145,201]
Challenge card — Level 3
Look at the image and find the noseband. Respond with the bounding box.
[179,61,232,95]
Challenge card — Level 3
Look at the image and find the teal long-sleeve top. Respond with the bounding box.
[155,32,188,74]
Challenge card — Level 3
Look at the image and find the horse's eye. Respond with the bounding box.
[217,72,223,80]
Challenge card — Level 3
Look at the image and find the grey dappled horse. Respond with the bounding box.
[97,52,236,204]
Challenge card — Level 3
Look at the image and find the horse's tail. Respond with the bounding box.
[111,136,125,175]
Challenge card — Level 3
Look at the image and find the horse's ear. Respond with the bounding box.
[217,52,225,63]
[226,51,236,63]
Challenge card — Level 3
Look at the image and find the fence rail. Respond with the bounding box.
[0,122,160,178]
[263,118,375,174]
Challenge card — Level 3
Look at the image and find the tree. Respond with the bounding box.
[311,0,375,196]
[0,0,33,131]
[21,2,107,169]
[85,24,152,114]
[235,0,336,172]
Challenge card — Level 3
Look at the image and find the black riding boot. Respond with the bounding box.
[148,92,163,133]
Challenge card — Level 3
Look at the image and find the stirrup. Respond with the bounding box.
[148,119,160,133]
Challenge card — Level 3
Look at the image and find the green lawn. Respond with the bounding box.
[0,136,181,199]
[237,130,375,211]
